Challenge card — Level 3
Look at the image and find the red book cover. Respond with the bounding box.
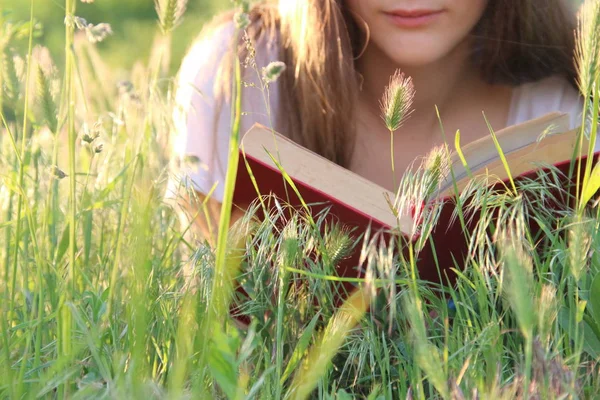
[232,126,600,293]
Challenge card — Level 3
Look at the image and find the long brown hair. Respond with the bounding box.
[198,0,578,169]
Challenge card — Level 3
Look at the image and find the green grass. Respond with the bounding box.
[1,0,600,398]
[1,0,228,74]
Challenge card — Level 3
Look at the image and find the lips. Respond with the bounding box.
[385,9,443,18]
[383,9,445,28]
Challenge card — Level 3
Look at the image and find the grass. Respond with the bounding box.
[2,0,227,74]
[0,0,600,398]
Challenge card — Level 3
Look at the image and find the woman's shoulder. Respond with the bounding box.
[176,20,237,91]
[508,74,583,129]
[170,15,283,202]
[178,15,281,87]
[176,16,282,111]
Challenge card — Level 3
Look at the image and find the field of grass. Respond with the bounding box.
[1,0,599,398]
[2,0,227,74]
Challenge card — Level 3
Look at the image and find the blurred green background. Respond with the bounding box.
[0,0,229,75]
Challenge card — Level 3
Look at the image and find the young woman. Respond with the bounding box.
[169,0,584,243]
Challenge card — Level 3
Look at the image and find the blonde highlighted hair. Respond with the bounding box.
[199,0,578,168]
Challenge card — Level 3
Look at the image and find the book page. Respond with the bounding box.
[439,112,571,194]
[439,126,588,197]
[240,124,416,234]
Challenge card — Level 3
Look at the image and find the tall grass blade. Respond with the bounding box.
[483,112,517,195]
[453,129,472,180]
[288,287,370,400]
[581,160,600,208]
[281,313,320,384]
[211,52,242,320]
[404,297,449,399]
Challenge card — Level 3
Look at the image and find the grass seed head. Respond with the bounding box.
[2,47,21,105]
[64,15,88,30]
[242,31,257,68]
[155,0,188,34]
[323,223,354,266]
[36,64,58,133]
[380,70,415,132]
[537,284,558,343]
[575,0,600,97]
[234,12,250,30]
[262,61,286,84]
[81,132,97,144]
[498,228,535,338]
[568,215,592,281]
[85,23,113,43]
[49,165,67,180]
[80,122,102,146]
[423,144,451,197]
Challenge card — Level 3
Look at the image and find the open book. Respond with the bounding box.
[232,112,597,283]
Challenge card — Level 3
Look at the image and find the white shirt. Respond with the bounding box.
[168,20,585,203]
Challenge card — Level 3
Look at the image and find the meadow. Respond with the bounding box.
[3,0,227,73]
[0,0,599,398]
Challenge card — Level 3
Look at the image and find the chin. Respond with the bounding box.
[376,39,457,68]
[387,52,448,68]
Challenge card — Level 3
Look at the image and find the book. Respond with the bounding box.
[232,112,598,287]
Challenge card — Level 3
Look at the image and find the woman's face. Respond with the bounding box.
[345,0,489,67]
